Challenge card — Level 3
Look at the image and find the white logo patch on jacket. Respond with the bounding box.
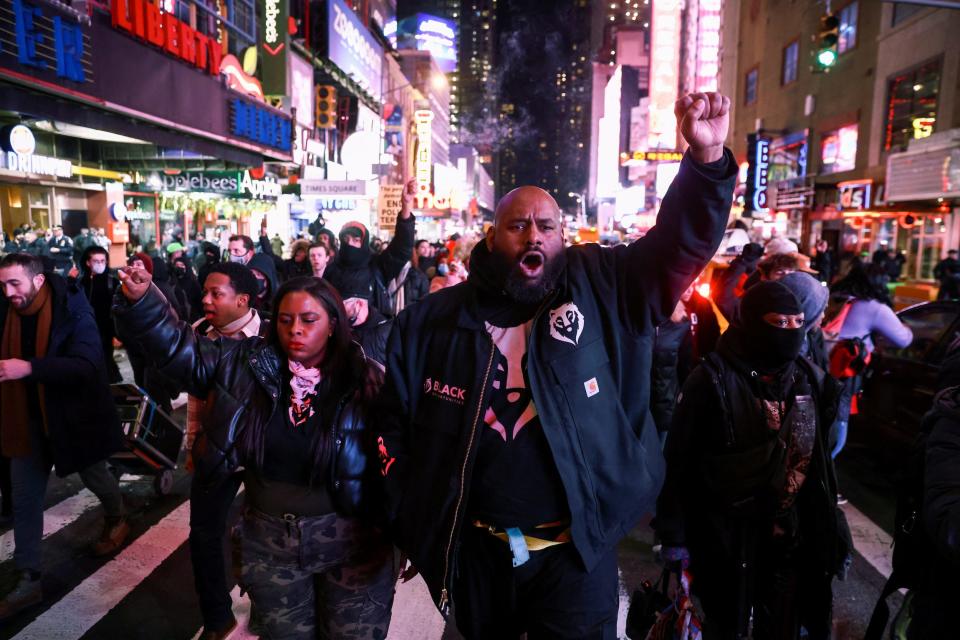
[548,302,584,346]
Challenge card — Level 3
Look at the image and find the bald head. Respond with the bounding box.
[486,185,567,304]
[493,186,562,225]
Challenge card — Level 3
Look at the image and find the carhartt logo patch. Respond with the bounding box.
[584,377,600,398]
[549,302,584,346]
[423,377,467,405]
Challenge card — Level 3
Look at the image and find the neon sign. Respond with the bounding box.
[264,0,281,48]
[12,0,87,82]
[649,0,681,150]
[229,98,292,152]
[415,110,434,198]
[752,138,770,212]
[111,0,222,76]
[695,0,721,92]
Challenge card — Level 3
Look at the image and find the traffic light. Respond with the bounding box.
[815,14,839,69]
[315,85,337,129]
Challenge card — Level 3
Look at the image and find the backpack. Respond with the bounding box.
[821,296,871,379]
[864,424,933,639]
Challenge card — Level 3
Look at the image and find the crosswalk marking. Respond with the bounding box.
[0,489,101,564]
[12,500,192,640]
[841,502,895,579]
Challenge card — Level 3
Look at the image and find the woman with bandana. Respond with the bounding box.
[113,273,393,640]
[655,281,851,640]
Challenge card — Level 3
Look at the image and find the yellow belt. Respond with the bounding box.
[472,520,571,551]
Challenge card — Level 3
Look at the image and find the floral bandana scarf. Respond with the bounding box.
[288,360,322,427]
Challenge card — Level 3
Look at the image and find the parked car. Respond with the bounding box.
[854,300,960,452]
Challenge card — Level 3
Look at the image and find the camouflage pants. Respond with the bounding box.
[236,507,395,640]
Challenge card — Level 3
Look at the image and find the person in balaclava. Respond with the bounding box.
[656,281,848,640]
[326,208,416,318]
[197,241,224,291]
[247,252,279,318]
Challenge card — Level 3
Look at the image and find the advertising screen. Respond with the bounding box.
[328,0,383,100]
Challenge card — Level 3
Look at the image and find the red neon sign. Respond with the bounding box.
[111,0,223,76]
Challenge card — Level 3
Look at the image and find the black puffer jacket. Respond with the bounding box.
[113,284,381,516]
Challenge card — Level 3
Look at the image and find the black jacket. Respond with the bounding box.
[0,274,123,476]
[376,151,737,611]
[911,350,960,637]
[327,216,416,318]
[352,306,392,368]
[113,285,380,516]
[75,247,119,341]
[655,333,847,632]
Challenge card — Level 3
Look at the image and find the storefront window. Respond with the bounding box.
[884,58,941,152]
[920,216,945,280]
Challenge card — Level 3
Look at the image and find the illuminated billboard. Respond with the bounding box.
[649,0,681,150]
[327,0,383,100]
[398,13,458,74]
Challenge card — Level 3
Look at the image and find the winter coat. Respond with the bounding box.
[910,350,960,637]
[655,333,848,634]
[351,306,392,368]
[376,150,737,612]
[0,273,122,476]
[113,284,381,517]
[326,216,416,318]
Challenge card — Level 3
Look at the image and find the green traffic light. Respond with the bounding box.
[817,49,837,67]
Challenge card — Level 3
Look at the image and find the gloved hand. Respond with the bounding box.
[740,242,764,264]
[660,545,691,571]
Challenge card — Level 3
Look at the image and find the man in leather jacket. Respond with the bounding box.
[377,92,737,638]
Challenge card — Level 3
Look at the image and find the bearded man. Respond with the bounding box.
[376,92,738,638]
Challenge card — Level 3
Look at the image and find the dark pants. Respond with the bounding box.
[189,472,243,632]
[693,531,833,640]
[0,455,11,516]
[11,422,124,572]
[451,525,619,640]
[236,507,394,640]
[101,333,122,384]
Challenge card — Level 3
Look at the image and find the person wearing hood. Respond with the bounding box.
[171,255,204,323]
[196,241,223,288]
[377,92,738,638]
[247,252,280,317]
[283,239,312,281]
[75,246,122,383]
[327,180,418,318]
[338,270,392,367]
[123,254,179,412]
[780,272,830,371]
[656,281,849,640]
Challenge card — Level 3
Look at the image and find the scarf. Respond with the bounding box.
[288,360,322,428]
[0,282,52,457]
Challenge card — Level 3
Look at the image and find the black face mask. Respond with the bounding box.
[746,322,805,373]
[338,242,370,267]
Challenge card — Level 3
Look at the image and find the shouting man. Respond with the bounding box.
[376,92,737,638]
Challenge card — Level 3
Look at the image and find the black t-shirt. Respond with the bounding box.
[467,320,570,530]
[261,378,327,486]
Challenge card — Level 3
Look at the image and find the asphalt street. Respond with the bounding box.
[0,353,903,639]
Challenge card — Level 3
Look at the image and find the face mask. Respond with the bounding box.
[747,323,805,373]
[229,254,247,264]
[437,263,449,276]
[91,263,107,275]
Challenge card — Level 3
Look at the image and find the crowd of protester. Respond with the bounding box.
[1,91,958,640]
